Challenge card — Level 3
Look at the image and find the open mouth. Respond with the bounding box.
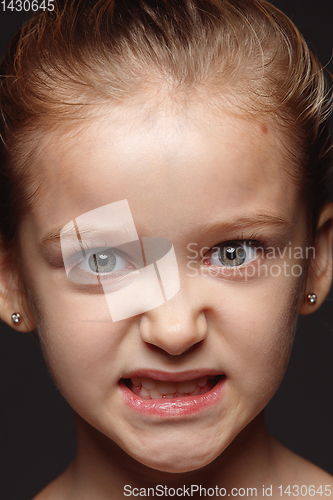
[123,375,224,400]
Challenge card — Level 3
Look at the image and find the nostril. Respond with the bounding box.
[139,310,208,356]
[145,335,205,356]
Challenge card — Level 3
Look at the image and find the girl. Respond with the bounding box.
[0,0,332,498]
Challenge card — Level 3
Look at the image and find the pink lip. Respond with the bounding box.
[121,369,222,382]
[119,371,226,417]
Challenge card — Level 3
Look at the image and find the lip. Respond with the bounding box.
[121,369,222,382]
[119,370,226,417]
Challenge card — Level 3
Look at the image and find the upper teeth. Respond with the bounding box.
[129,375,213,400]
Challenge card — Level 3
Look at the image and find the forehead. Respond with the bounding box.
[30,102,299,237]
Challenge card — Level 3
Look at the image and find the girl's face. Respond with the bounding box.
[19,102,308,472]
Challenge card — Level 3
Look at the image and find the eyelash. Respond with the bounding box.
[202,233,267,269]
[69,233,267,264]
[64,232,269,289]
[65,244,136,284]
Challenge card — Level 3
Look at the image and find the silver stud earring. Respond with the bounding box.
[11,312,21,324]
[307,293,317,304]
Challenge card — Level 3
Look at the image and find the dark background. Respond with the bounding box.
[0,1,332,498]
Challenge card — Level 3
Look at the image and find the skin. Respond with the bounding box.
[0,100,332,498]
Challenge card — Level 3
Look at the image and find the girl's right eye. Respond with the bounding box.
[66,246,137,286]
[88,248,117,273]
[78,247,136,275]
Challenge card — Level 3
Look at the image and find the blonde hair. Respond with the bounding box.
[0,0,332,250]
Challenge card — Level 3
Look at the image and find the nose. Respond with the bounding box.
[139,293,208,356]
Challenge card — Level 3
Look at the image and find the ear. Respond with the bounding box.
[299,203,333,315]
[0,247,36,332]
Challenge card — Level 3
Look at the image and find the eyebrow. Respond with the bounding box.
[200,213,292,239]
[40,227,93,247]
[40,224,134,247]
[39,212,291,248]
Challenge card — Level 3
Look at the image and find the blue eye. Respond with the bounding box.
[209,241,257,267]
[77,247,134,275]
[88,249,117,273]
[64,244,140,286]
[65,246,136,285]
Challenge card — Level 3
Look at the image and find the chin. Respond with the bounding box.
[132,452,217,473]
[124,433,224,473]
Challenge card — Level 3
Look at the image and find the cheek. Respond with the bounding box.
[27,280,128,403]
[213,273,302,407]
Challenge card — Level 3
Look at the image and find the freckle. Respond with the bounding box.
[260,124,268,135]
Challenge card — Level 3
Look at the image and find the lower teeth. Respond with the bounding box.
[126,376,221,400]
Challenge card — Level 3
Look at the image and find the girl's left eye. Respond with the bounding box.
[206,241,258,267]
